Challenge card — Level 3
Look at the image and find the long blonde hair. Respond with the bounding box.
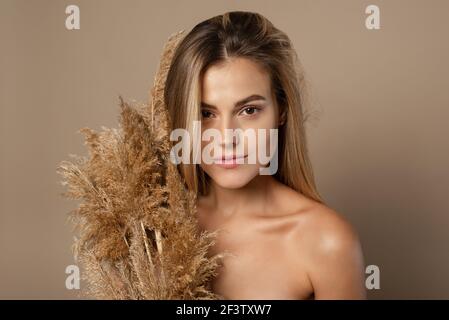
[164,11,322,203]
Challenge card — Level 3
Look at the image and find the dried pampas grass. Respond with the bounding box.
[57,31,225,300]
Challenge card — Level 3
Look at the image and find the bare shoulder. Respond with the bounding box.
[284,192,362,260]
[277,186,366,298]
[298,201,360,254]
[270,181,360,252]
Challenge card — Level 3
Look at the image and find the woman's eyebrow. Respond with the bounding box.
[201,94,266,109]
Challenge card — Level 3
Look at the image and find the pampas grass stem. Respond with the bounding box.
[139,221,155,275]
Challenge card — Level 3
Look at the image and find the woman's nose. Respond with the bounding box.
[219,116,240,148]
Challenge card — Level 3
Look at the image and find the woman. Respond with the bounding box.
[164,11,366,299]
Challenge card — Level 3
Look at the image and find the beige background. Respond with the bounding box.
[1,0,448,299]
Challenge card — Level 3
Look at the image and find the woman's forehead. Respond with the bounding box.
[201,57,272,107]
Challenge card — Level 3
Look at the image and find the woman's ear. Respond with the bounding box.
[278,109,287,126]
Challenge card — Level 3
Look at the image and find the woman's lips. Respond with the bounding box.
[213,155,248,169]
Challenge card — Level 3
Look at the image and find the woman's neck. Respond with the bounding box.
[204,175,277,218]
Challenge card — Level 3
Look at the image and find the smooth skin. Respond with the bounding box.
[196,57,366,299]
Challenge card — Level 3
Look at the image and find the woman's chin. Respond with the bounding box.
[204,167,259,190]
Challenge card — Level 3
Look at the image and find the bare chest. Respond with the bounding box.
[200,215,313,300]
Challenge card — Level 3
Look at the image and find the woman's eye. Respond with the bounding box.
[201,110,214,119]
[240,106,259,116]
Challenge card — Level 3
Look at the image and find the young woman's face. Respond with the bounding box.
[199,57,279,189]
